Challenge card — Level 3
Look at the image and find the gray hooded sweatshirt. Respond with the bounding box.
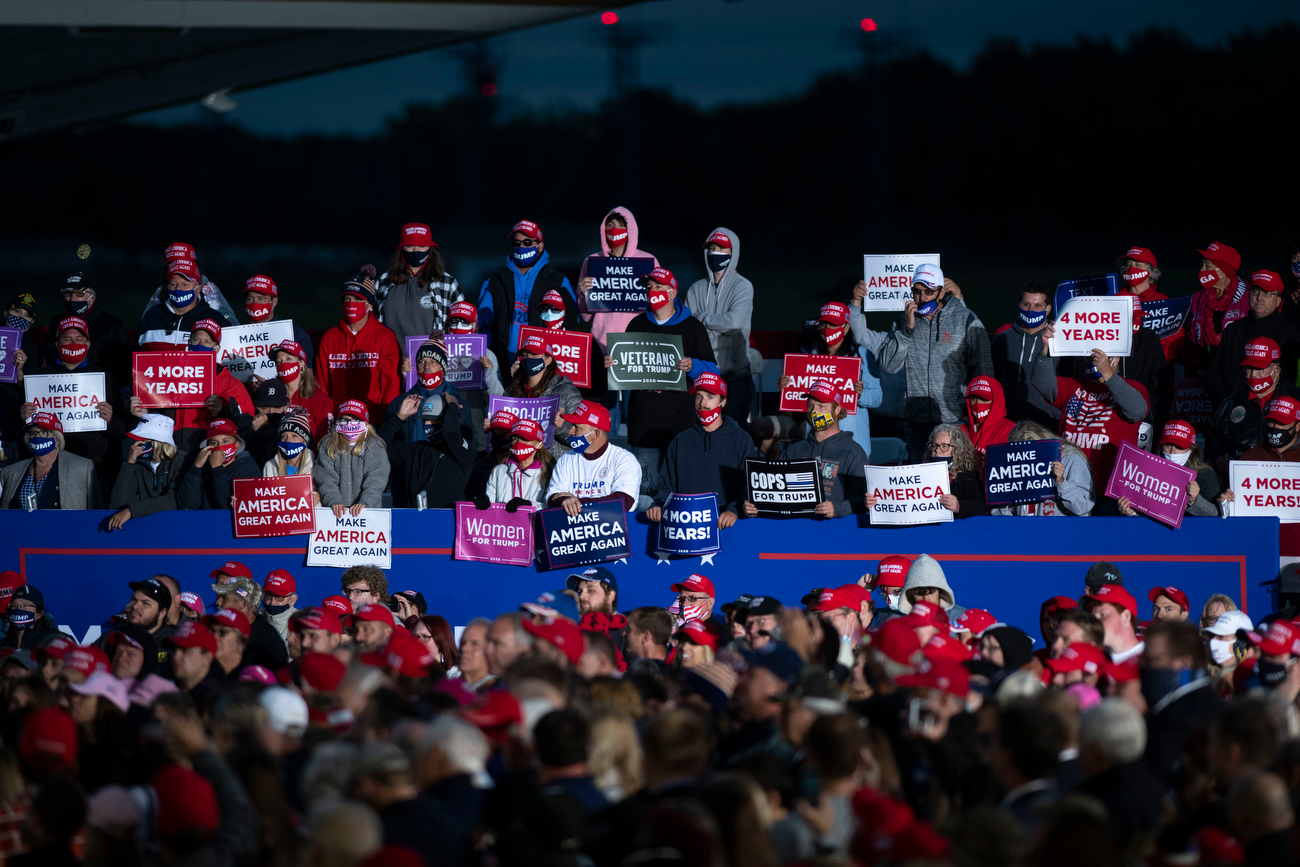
[877,297,993,427]
[897,553,967,620]
[684,227,753,376]
[991,323,1060,425]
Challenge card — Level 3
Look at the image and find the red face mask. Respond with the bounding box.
[245,301,273,322]
[419,370,443,389]
[510,442,538,466]
[343,300,368,324]
[1199,268,1221,288]
[1250,370,1279,396]
[1121,267,1149,289]
[58,343,88,365]
[821,325,846,346]
[217,443,239,464]
[605,227,628,248]
[969,403,990,423]
[648,290,671,310]
[277,361,301,384]
[696,406,721,427]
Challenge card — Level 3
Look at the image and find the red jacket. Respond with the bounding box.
[175,365,254,431]
[287,383,336,445]
[958,375,1016,458]
[1048,376,1150,490]
[314,316,401,424]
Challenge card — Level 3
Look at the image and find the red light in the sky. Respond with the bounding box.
[601,11,619,25]
[860,18,877,31]
[481,83,498,97]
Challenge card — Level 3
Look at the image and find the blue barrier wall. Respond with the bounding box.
[1,511,1280,644]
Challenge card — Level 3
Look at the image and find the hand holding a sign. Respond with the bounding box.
[332,503,364,519]
[1052,461,1066,484]
[18,401,35,419]
[129,397,146,419]
[1090,348,1116,382]
[1039,324,1055,355]
[814,501,835,519]
[558,495,582,517]
[12,349,24,380]
[96,401,112,422]
[203,395,223,416]
[852,281,867,304]
[400,357,412,376]
[1117,496,1137,517]
[939,493,960,512]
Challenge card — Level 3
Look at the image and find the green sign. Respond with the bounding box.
[605,332,687,391]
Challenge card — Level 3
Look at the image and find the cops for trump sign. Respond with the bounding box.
[984,440,1060,507]
[538,500,630,570]
[454,502,535,567]
[232,476,316,538]
[605,333,687,391]
[861,254,940,312]
[307,508,392,568]
[25,372,107,433]
[866,462,953,525]
[655,493,721,556]
[744,458,823,517]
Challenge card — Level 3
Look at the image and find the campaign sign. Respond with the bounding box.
[0,327,20,383]
[866,461,953,525]
[218,321,294,382]
[1105,440,1194,529]
[133,351,214,409]
[1140,295,1192,340]
[1227,461,1300,524]
[488,395,562,448]
[1171,378,1213,430]
[1053,274,1118,314]
[538,500,630,571]
[403,334,488,391]
[1048,295,1133,358]
[231,475,316,538]
[585,256,655,312]
[744,458,823,517]
[779,354,862,415]
[655,492,721,556]
[605,333,686,391]
[307,508,392,569]
[518,326,592,389]
[984,440,1060,507]
[861,254,941,312]
[24,372,108,433]
[454,502,535,567]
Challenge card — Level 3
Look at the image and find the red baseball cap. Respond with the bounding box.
[350,603,396,628]
[365,634,435,678]
[818,302,850,327]
[448,301,478,324]
[462,690,523,742]
[57,316,89,337]
[168,258,200,281]
[291,606,344,636]
[1084,584,1137,619]
[1045,641,1106,676]
[809,588,858,613]
[1264,396,1300,425]
[204,608,251,637]
[1118,247,1157,268]
[1043,596,1079,615]
[801,379,840,405]
[876,555,911,588]
[1250,270,1284,295]
[896,657,970,696]
[20,706,78,772]
[1258,619,1300,657]
[300,652,346,692]
[191,320,221,347]
[489,409,520,432]
[27,412,62,434]
[33,637,76,662]
[1241,338,1281,369]
[205,418,238,442]
[674,619,719,652]
[966,377,994,400]
[953,609,997,637]
[1159,420,1196,450]
[322,595,352,616]
[1147,586,1190,613]
[922,634,974,663]
[903,600,941,627]
[166,619,218,654]
[868,619,923,667]
[510,418,544,442]
[153,765,219,838]
[1197,241,1241,272]
[165,242,195,262]
[400,222,437,248]
[518,333,551,356]
[522,617,585,664]
[510,220,543,242]
[271,340,305,361]
[671,574,716,598]
[703,230,732,249]
[210,561,252,580]
[836,584,872,609]
[0,571,25,612]
[644,267,678,291]
[560,400,611,432]
[540,289,567,310]
[63,645,111,678]
[337,399,369,422]
[244,274,278,297]
[264,569,296,596]
[689,373,727,396]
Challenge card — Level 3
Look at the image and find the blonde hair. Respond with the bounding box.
[320,423,386,461]
[151,440,178,462]
[587,708,643,802]
[1009,420,1086,463]
[1201,593,1238,629]
[271,350,321,399]
[23,428,65,452]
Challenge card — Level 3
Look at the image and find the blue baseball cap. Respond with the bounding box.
[565,567,618,594]
[521,589,580,623]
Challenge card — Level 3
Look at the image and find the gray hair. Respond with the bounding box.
[422,713,490,777]
[301,743,360,809]
[23,427,65,453]
[306,800,382,867]
[1080,698,1146,764]
[928,423,978,475]
[495,610,533,650]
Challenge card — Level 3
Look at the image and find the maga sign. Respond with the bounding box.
[488,395,562,448]
[518,326,592,389]
[24,372,107,433]
[584,256,655,312]
[538,500,630,570]
[133,352,214,408]
[1104,441,1194,530]
[307,508,392,569]
[1227,461,1300,523]
[1140,295,1192,340]
[861,254,941,312]
[779,354,861,415]
[231,475,316,538]
[866,462,953,525]
[1171,378,1213,431]
[218,321,294,382]
[454,502,535,567]
[655,492,721,556]
[1048,296,1133,358]
[745,458,823,517]
[605,333,686,391]
[0,327,20,384]
[984,440,1060,507]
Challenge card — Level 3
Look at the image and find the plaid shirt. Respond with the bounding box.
[376,271,464,337]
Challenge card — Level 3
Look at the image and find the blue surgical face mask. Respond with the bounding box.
[539,308,564,323]
[188,343,216,353]
[279,440,305,460]
[511,245,540,267]
[28,436,56,456]
[568,434,591,452]
[521,356,546,377]
[139,441,155,461]
[1018,307,1047,329]
[707,252,732,273]
[5,314,31,332]
[916,300,939,318]
[169,286,196,308]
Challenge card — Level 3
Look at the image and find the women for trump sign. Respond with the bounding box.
[454,502,535,567]
[1103,441,1194,529]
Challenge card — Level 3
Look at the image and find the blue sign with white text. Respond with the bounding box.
[984,439,1061,506]
[584,256,655,312]
[538,499,631,571]
[1140,295,1193,340]
[655,492,721,555]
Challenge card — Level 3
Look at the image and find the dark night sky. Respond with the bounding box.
[130,0,1299,137]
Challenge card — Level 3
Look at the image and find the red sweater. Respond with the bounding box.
[1049,376,1150,490]
[314,316,401,424]
[176,365,254,431]
[287,384,337,445]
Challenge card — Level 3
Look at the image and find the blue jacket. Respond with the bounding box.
[477,250,576,359]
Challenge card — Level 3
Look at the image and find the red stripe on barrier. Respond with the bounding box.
[18,546,454,580]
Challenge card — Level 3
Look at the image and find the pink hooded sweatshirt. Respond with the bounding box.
[578,206,658,352]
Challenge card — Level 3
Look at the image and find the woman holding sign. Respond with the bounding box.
[866,425,985,518]
[1117,420,1219,518]
[269,340,334,445]
[175,418,259,510]
[483,418,554,510]
[508,333,583,460]
[163,319,255,459]
[989,422,1095,517]
[577,207,659,353]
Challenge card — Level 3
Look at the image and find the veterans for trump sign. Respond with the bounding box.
[538,500,630,571]
[307,508,392,569]
[605,333,686,391]
[655,493,721,556]
[860,254,941,312]
[133,352,214,409]
[984,440,1060,507]
[744,458,823,517]
[1226,461,1300,523]
[454,502,536,567]
[218,321,294,382]
[866,462,953,525]
[584,257,654,312]
[1104,441,1194,530]
[1048,295,1133,358]
[488,395,561,448]
[232,475,316,538]
[518,326,592,389]
[24,372,107,433]
[778,354,862,415]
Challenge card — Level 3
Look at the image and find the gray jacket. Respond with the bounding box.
[535,374,584,461]
[782,429,868,518]
[315,439,390,508]
[0,452,101,510]
[991,323,1060,425]
[991,447,1095,516]
[376,270,465,351]
[684,227,753,376]
[877,296,993,426]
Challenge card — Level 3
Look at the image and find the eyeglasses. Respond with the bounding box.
[511,238,539,247]
[912,285,940,299]
[678,594,711,605]
[930,442,954,453]
[344,587,370,597]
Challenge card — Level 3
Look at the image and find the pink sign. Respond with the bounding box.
[1103,440,1195,529]
[454,501,535,567]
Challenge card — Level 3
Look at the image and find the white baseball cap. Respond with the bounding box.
[127,413,176,446]
[912,263,944,290]
[1200,609,1254,638]
[260,686,308,736]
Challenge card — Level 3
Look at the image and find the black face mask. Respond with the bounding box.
[65,297,90,316]
[1265,425,1294,448]
[424,421,444,443]
[402,249,431,272]
[1258,660,1291,689]
[707,252,731,273]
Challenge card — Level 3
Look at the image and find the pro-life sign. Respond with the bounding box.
[744,458,823,517]
[488,395,561,447]
[518,326,592,389]
[307,508,392,569]
[538,500,630,571]
[133,352,214,409]
[24,372,107,433]
[655,492,721,556]
[403,335,488,391]
[605,333,686,391]
[454,502,535,567]
[866,462,953,525]
[860,254,941,312]
[231,475,316,538]
[218,321,294,382]
[1048,295,1133,358]
[584,256,654,312]
[984,440,1060,507]
[1226,461,1300,523]
[779,354,861,415]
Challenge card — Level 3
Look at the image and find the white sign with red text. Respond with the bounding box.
[24,372,107,433]
[1226,461,1300,524]
[306,508,392,568]
[218,321,294,382]
[1048,296,1133,358]
[866,461,953,525]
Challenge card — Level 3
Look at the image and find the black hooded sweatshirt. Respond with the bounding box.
[379,402,475,508]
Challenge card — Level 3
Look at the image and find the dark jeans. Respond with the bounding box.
[722,371,756,427]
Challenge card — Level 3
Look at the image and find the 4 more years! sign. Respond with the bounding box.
[232,476,316,538]
[1227,461,1300,523]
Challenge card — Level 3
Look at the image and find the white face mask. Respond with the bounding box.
[1209,639,1236,665]
[885,590,902,611]
[1163,450,1191,466]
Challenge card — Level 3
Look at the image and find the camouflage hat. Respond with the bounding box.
[211,575,262,609]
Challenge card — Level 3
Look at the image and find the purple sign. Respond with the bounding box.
[403,334,489,391]
[454,502,535,567]
[488,394,562,448]
[0,327,20,384]
[1104,440,1195,530]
